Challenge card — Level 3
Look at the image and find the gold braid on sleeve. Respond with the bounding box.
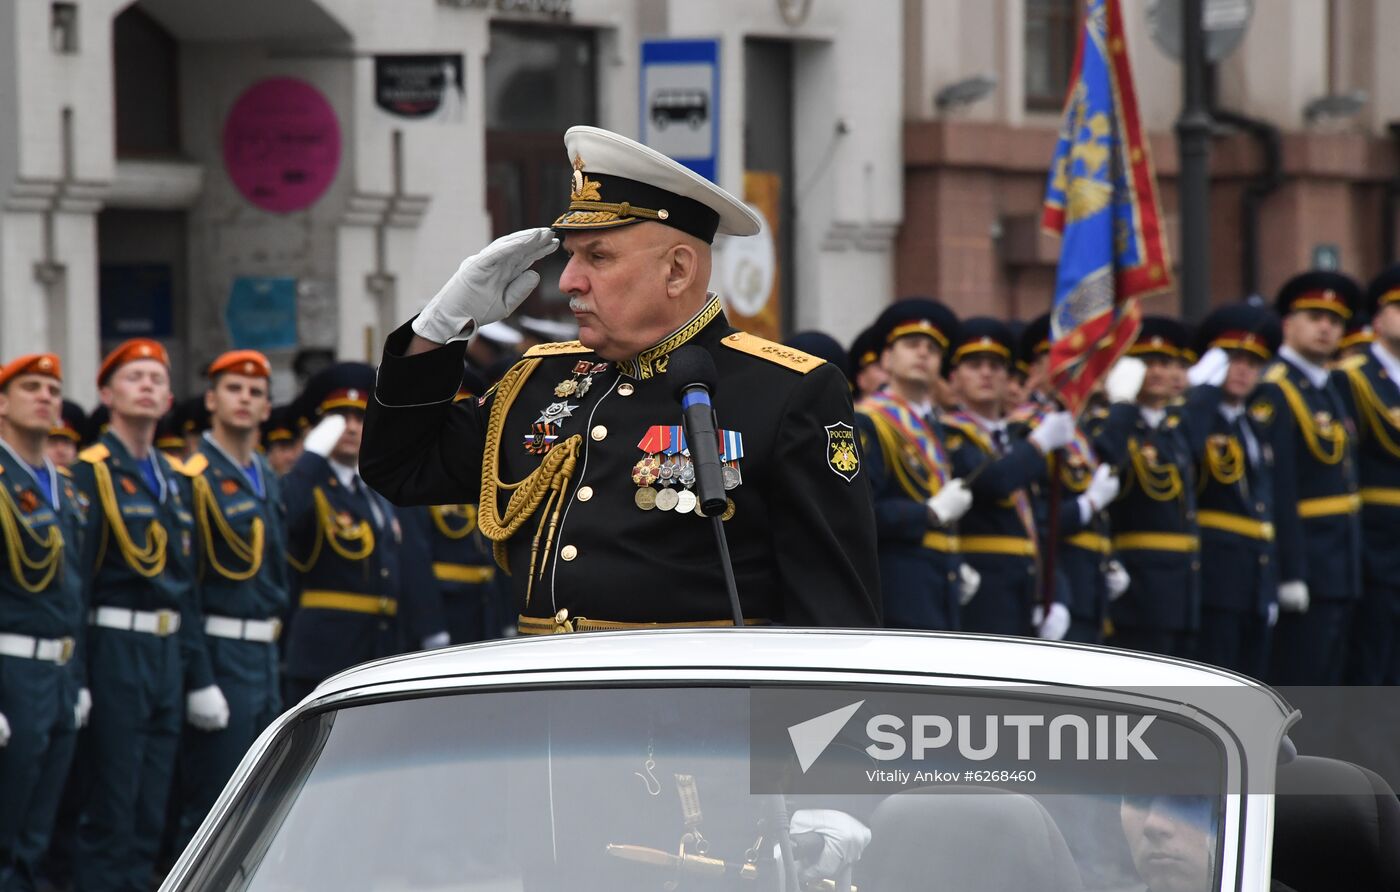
[475,358,582,607]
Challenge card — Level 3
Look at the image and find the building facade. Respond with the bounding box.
[902,0,1400,321]
[0,0,903,404]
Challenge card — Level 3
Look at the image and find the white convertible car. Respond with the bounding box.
[161,629,1398,891]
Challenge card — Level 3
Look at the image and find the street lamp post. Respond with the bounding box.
[1176,0,1212,321]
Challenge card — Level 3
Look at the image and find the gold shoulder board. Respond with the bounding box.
[179,453,209,476]
[79,444,110,464]
[720,332,825,374]
[56,466,72,478]
[524,340,591,357]
[1335,354,1367,371]
[1263,363,1287,384]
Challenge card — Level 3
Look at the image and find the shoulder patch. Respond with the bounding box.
[824,421,860,482]
[720,332,825,374]
[79,444,110,464]
[1249,400,1274,425]
[524,340,591,358]
[56,465,72,478]
[179,453,209,477]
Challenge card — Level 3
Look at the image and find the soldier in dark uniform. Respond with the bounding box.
[1013,316,1124,644]
[71,339,207,892]
[0,355,88,889]
[175,350,291,848]
[1337,265,1400,684]
[1091,318,1218,658]
[361,126,880,630]
[1188,305,1282,678]
[1339,311,1375,360]
[854,299,973,630]
[46,399,85,470]
[940,317,1084,638]
[281,363,437,702]
[260,403,302,477]
[1252,272,1363,685]
[848,325,888,400]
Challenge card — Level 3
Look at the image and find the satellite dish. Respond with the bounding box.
[1147,0,1253,63]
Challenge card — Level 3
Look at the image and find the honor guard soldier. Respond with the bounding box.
[260,404,302,477]
[174,350,290,848]
[848,324,888,399]
[1188,305,1282,677]
[47,400,86,469]
[282,363,428,701]
[1013,316,1125,644]
[71,339,208,892]
[361,126,880,631]
[1091,318,1218,658]
[1337,266,1400,684]
[0,356,88,888]
[854,299,974,630]
[1339,312,1376,360]
[941,318,1085,638]
[1251,272,1363,685]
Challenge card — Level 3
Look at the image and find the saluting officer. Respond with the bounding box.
[282,363,427,701]
[175,350,290,848]
[1336,265,1400,684]
[0,356,88,889]
[361,126,880,630]
[940,318,1085,638]
[1013,316,1126,644]
[71,339,208,892]
[1188,305,1282,678]
[854,299,975,630]
[1251,272,1363,685]
[1092,318,1218,658]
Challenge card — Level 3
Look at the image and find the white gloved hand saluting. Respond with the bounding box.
[303,413,347,459]
[1187,346,1231,388]
[75,687,92,729]
[1032,602,1072,640]
[1105,357,1147,404]
[412,228,559,345]
[1077,464,1121,521]
[958,563,981,606]
[1278,580,1310,613]
[0,711,9,747]
[1105,559,1130,601]
[186,685,231,732]
[926,479,973,525]
[790,809,872,884]
[1029,411,1077,454]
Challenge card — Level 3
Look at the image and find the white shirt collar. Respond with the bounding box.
[1279,344,1330,389]
[1372,341,1400,383]
[0,437,59,507]
[328,458,359,490]
[1139,406,1167,429]
[960,409,1006,433]
[1219,403,1246,422]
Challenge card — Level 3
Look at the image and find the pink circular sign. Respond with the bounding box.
[222,78,341,214]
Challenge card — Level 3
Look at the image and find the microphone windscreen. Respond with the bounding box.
[668,344,719,402]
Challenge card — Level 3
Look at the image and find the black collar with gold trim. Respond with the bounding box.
[616,295,727,380]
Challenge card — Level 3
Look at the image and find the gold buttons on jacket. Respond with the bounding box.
[617,383,635,397]
[577,486,594,502]
[561,545,578,561]
[591,425,608,441]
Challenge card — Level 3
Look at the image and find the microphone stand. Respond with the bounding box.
[712,512,744,627]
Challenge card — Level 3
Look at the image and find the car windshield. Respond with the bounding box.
[178,685,1227,892]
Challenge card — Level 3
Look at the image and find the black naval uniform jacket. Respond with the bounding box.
[1250,355,1362,601]
[362,298,881,630]
[1334,349,1400,587]
[1191,388,1278,619]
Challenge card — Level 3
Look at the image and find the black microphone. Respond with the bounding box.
[669,344,743,627]
[668,345,728,516]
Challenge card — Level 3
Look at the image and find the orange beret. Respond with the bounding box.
[207,349,271,379]
[0,354,62,390]
[98,339,169,385]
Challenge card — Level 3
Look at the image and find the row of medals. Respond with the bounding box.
[631,453,740,519]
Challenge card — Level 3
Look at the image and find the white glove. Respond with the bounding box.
[421,630,450,650]
[790,809,871,883]
[186,685,231,732]
[957,563,981,606]
[1105,559,1130,601]
[1278,580,1309,613]
[0,711,9,747]
[1105,357,1147,404]
[411,228,559,344]
[1187,346,1230,388]
[1029,411,1076,453]
[302,413,347,459]
[1267,602,1279,629]
[75,687,92,729]
[926,479,973,525]
[1077,464,1120,520]
[1032,601,1072,640]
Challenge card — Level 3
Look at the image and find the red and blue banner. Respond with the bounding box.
[1041,0,1172,414]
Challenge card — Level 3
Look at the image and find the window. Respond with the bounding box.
[50,2,78,53]
[112,6,180,157]
[1025,0,1080,112]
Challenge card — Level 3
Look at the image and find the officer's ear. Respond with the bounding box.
[204,385,217,415]
[663,242,699,298]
